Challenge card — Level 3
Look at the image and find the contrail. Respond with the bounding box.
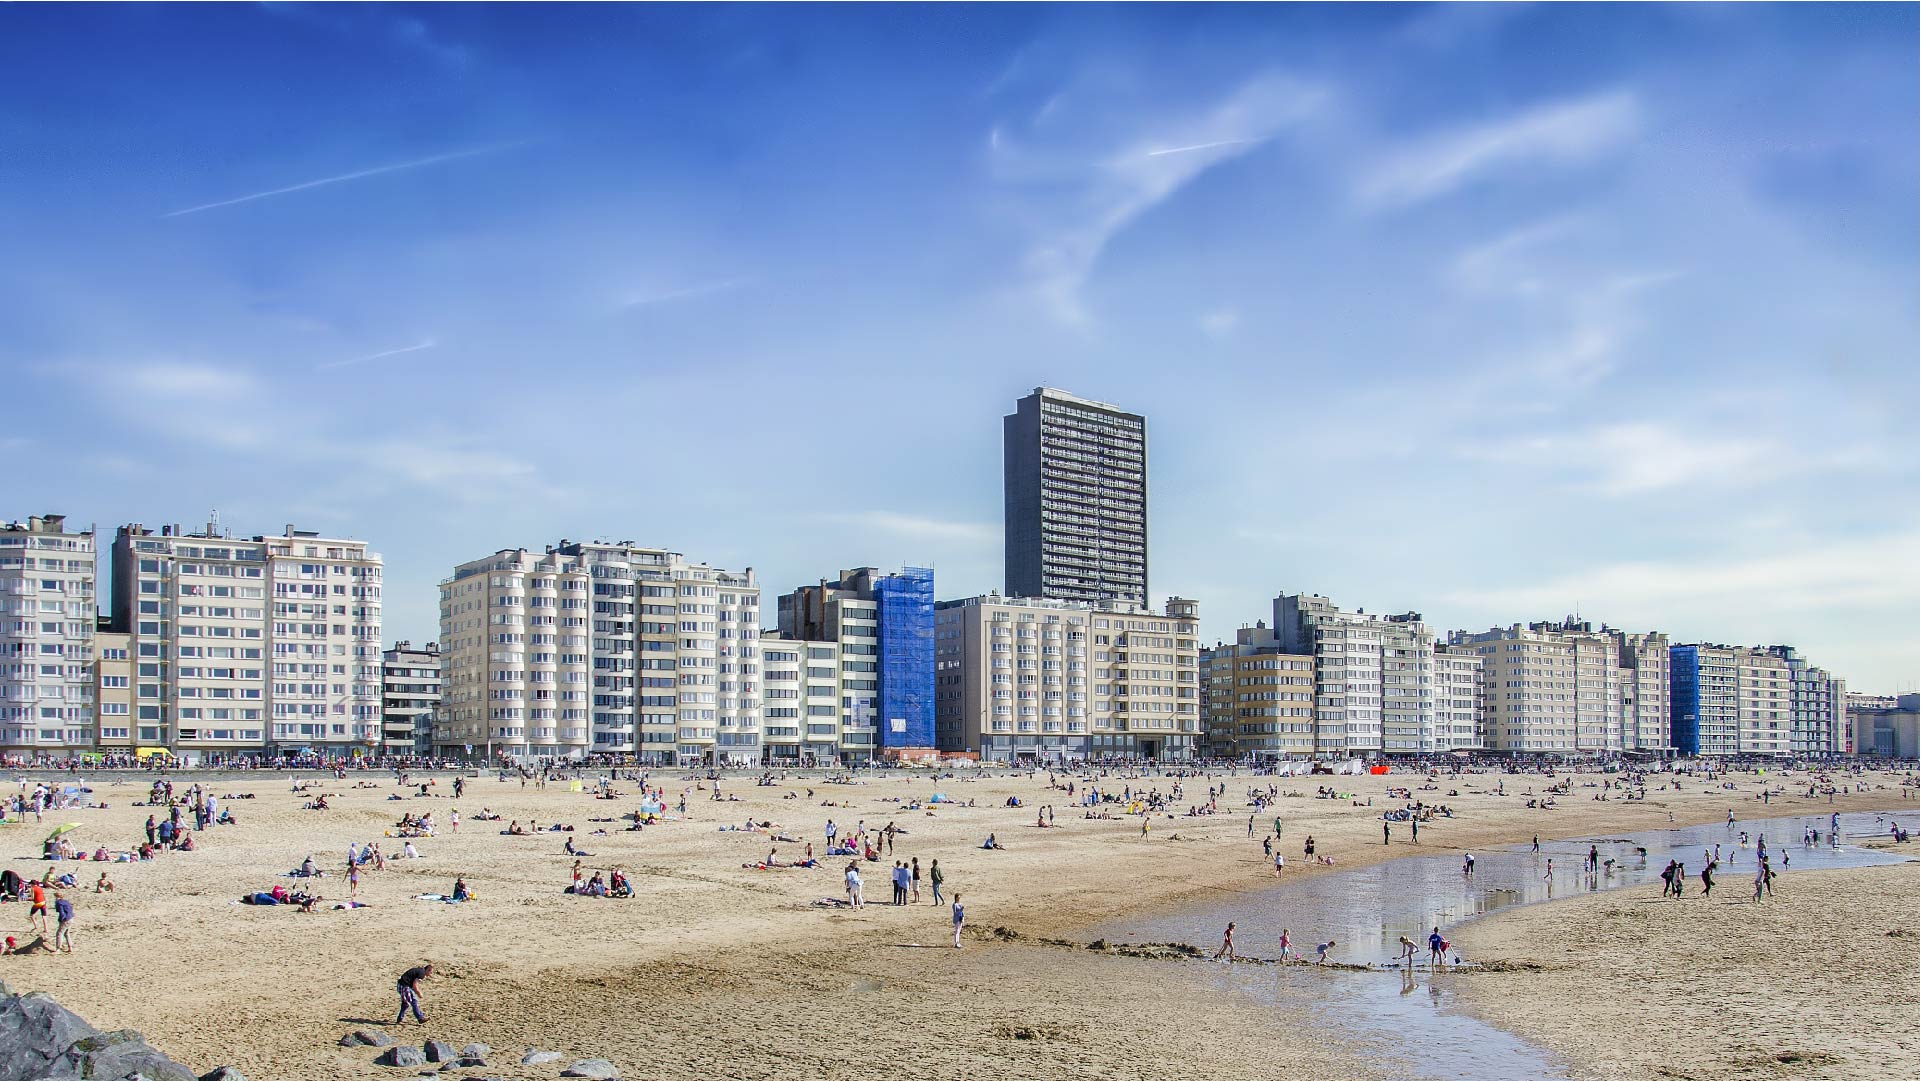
[317,341,437,371]
[620,279,749,308]
[164,141,529,218]
[1145,137,1264,157]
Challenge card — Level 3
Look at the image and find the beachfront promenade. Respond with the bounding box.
[0,763,1913,1080]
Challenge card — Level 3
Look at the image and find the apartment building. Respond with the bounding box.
[1275,594,1412,755]
[0,515,97,757]
[1447,620,1668,756]
[1432,648,1485,752]
[110,522,382,761]
[94,622,134,754]
[1670,643,1791,757]
[773,566,934,762]
[757,639,845,764]
[381,640,441,756]
[935,594,1199,761]
[1766,646,1847,756]
[1004,387,1149,607]
[439,540,759,765]
[1615,630,1673,754]
[1202,622,1316,759]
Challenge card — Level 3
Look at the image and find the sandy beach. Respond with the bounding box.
[0,764,1913,1079]
[1452,858,1920,1081]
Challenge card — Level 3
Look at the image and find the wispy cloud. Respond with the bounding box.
[1358,90,1639,209]
[317,340,437,370]
[1463,422,1774,496]
[1441,534,1920,623]
[163,141,528,218]
[1199,307,1240,338]
[995,72,1325,324]
[619,279,750,309]
[818,511,998,545]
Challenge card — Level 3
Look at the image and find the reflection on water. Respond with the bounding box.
[1090,810,1919,1081]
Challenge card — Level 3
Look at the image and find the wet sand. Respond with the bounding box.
[1451,857,1920,1081]
[0,766,1911,1079]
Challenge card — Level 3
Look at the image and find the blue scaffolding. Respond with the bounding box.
[875,567,935,750]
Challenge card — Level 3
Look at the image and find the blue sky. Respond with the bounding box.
[2,4,1915,689]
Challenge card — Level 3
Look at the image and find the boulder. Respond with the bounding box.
[521,1051,563,1065]
[459,1043,490,1060]
[423,1041,460,1063]
[341,1030,395,1047]
[375,1045,428,1068]
[0,983,199,1081]
[200,1070,248,1081]
[560,1060,621,1080]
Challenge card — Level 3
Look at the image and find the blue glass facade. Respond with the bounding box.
[875,567,935,750]
[1670,645,1701,756]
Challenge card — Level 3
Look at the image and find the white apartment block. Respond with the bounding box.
[758,638,845,764]
[439,540,759,765]
[111,522,383,760]
[1768,646,1846,756]
[1615,630,1672,754]
[0,515,98,756]
[1449,619,1665,756]
[773,568,898,764]
[1432,650,1485,753]
[1274,594,1466,756]
[382,640,441,756]
[935,594,1200,761]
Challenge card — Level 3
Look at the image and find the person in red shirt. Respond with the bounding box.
[28,880,50,935]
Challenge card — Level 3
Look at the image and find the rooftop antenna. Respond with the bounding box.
[209,507,222,537]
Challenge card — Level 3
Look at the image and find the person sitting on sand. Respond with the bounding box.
[981,834,1005,850]
[94,872,113,894]
[451,876,471,902]
[508,820,526,836]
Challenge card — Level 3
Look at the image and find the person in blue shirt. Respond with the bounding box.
[53,893,75,953]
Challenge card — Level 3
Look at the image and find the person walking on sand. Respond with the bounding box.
[394,964,432,1025]
[1543,859,1553,882]
[1700,860,1716,898]
[1277,928,1293,961]
[1384,820,1391,846]
[844,863,863,909]
[929,859,944,905]
[952,894,965,948]
[1531,836,1539,853]
[1428,927,1447,966]
[910,857,922,903]
[1214,922,1237,961]
[1273,850,1285,877]
[52,892,74,953]
[1411,817,1419,844]
[27,879,50,935]
[1752,859,1768,902]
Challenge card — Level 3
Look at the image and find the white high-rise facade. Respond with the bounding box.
[1273,593,1476,755]
[1,515,98,757]
[1451,620,1669,756]
[440,540,758,764]
[111,522,383,759]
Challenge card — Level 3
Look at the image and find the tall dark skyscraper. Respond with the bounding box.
[1003,387,1148,606]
